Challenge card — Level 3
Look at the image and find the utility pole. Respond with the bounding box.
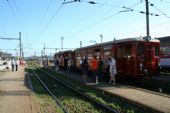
[61,37,64,52]
[19,32,22,59]
[0,32,22,60]
[43,43,45,56]
[41,50,43,58]
[100,34,103,43]
[145,0,150,39]
[80,41,82,48]
[21,43,24,58]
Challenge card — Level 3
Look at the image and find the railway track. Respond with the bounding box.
[131,76,170,95]
[31,68,118,113]
[44,68,170,113]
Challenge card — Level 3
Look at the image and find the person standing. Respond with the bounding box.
[11,58,15,72]
[108,56,117,85]
[98,56,103,82]
[90,55,99,83]
[82,56,88,82]
[67,58,72,73]
[55,58,59,71]
[15,60,18,71]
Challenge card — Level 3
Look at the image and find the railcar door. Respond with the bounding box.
[145,42,160,76]
[117,43,138,78]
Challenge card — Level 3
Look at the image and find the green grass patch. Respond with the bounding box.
[43,68,147,113]
[27,68,64,113]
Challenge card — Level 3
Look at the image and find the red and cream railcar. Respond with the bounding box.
[74,37,160,78]
[75,41,115,70]
[116,38,160,77]
[54,50,75,69]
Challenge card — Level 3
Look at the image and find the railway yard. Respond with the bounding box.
[1,0,170,113]
[1,63,170,113]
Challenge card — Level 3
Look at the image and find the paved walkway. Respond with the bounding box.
[0,66,34,113]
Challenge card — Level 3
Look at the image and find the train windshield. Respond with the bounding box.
[154,46,159,57]
[137,43,159,58]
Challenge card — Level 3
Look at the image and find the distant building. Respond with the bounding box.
[0,51,12,60]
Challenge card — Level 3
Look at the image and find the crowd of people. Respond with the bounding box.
[82,55,117,85]
[54,55,117,85]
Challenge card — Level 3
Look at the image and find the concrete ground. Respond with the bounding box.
[0,66,35,113]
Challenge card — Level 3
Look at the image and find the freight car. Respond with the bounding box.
[54,37,160,78]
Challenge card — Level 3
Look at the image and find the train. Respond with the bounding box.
[54,37,160,78]
[158,36,170,72]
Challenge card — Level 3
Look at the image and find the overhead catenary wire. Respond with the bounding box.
[6,0,22,30]
[32,4,63,46]
[149,2,170,18]
[65,12,120,39]
[128,0,143,8]
[160,0,170,3]
[63,0,111,38]
[64,0,141,39]
[32,0,53,43]
[64,1,159,39]
[111,19,170,38]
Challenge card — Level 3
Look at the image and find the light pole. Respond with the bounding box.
[61,37,64,52]
[100,34,103,43]
[80,41,82,48]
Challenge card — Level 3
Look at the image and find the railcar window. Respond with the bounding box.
[138,43,145,57]
[104,51,110,56]
[117,46,124,58]
[125,45,132,57]
[160,46,170,57]
[103,46,111,51]
[94,49,101,52]
[154,46,159,56]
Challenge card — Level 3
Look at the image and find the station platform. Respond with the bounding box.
[57,70,170,113]
[0,66,35,113]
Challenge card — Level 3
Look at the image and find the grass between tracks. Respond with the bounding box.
[43,68,149,113]
[26,67,64,113]
[26,67,149,113]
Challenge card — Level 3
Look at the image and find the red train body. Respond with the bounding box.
[54,37,160,78]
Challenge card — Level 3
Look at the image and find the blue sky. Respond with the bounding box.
[0,0,170,57]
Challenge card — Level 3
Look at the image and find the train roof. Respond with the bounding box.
[75,37,158,50]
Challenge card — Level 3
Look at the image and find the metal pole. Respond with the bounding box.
[19,32,22,60]
[80,41,82,48]
[44,43,45,56]
[100,34,103,43]
[22,44,24,58]
[145,0,150,37]
[61,37,64,52]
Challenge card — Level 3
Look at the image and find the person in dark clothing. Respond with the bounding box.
[98,56,103,81]
[14,60,18,71]
[55,58,59,70]
[82,56,88,82]
[11,58,15,72]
